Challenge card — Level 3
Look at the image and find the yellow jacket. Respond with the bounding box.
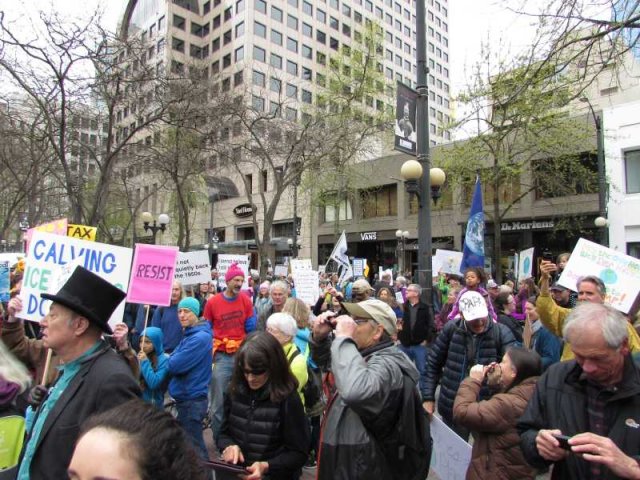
[536,293,640,360]
[284,342,309,406]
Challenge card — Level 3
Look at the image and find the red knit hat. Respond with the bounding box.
[225,263,245,282]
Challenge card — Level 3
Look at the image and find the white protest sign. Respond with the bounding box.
[174,250,211,285]
[430,415,472,480]
[395,291,404,303]
[558,238,640,313]
[432,255,442,275]
[274,264,288,277]
[352,258,365,277]
[216,254,250,289]
[435,249,463,275]
[517,247,534,282]
[293,269,320,306]
[290,258,313,274]
[19,231,132,326]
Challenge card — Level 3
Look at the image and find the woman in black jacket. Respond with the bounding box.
[495,292,524,344]
[218,332,310,480]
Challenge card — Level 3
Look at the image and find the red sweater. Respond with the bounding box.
[203,293,254,353]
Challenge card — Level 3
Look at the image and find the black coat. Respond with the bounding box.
[217,384,309,480]
[398,301,435,346]
[518,357,640,479]
[24,341,141,480]
[424,319,516,424]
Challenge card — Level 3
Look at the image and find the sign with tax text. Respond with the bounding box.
[127,244,180,307]
[67,224,97,241]
[173,250,211,285]
[19,231,132,324]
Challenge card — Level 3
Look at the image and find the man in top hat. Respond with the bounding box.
[17,266,140,480]
[203,262,256,438]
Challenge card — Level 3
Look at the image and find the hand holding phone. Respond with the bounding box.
[552,434,572,450]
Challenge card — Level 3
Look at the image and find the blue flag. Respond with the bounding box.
[460,177,485,272]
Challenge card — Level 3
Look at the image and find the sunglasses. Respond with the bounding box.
[243,368,267,376]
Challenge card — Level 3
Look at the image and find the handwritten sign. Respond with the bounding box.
[67,224,97,241]
[558,238,640,313]
[435,249,463,275]
[19,231,132,325]
[274,265,288,277]
[0,261,9,302]
[430,415,472,480]
[216,254,250,289]
[517,247,534,282]
[173,250,211,285]
[127,244,179,306]
[290,258,313,274]
[352,258,365,277]
[292,269,320,306]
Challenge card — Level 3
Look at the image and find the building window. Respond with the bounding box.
[317,29,326,43]
[286,60,298,75]
[254,21,266,38]
[171,37,185,53]
[270,53,283,69]
[287,37,298,52]
[287,14,298,29]
[272,6,283,21]
[625,149,640,194]
[285,107,297,121]
[628,242,640,259]
[324,195,353,222]
[302,22,312,37]
[261,170,268,192]
[301,89,312,103]
[302,45,312,59]
[270,77,282,93]
[236,22,245,37]
[253,69,266,86]
[303,1,313,15]
[286,83,297,98]
[173,14,186,30]
[234,70,244,85]
[252,95,265,111]
[235,46,244,61]
[253,46,266,62]
[255,0,267,13]
[360,184,397,218]
[317,8,326,23]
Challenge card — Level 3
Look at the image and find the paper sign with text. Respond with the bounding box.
[293,269,320,306]
[0,261,9,302]
[216,254,250,289]
[274,265,288,277]
[430,415,472,480]
[67,224,97,241]
[127,244,179,306]
[19,231,132,325]
[290,258,313,274]
[173,250,211,285]
[25,218,69,253]
[517,247,534,282]
[558,238,640,313]
[435,249,463,275]
[352,258,365,277]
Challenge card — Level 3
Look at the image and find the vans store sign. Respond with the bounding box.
[501,220,554,232]
[360,232,377,241]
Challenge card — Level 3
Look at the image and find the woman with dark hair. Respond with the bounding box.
[453,347,542,479]
[217,331,310,480]
[68,398,208,480]
[513,278,539,322]
[495,292,524,344]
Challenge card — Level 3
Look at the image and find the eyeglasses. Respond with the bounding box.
[243,368,267,376]
[353,317,372,325]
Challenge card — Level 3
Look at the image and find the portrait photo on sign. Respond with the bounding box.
[394,82,418,155]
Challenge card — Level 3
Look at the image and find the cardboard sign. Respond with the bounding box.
[67,224,97,241]
[19,231,132,325]
[435,249,463,275]
[174,250,211,285]
[430,415,472,480]
[0,261,9,302]
[274,265,288,277]
[127,244,179,306]
[558,238,640,313]
[290,258,313,274]
[517,247,534,281]
[292,269,320,306]
[216,254,250,289]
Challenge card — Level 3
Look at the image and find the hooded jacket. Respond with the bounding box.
[139,327,170,408]
[425,318,516,424]
[168,321,212,401]
[311,336,422,480]
[454,376,538,480]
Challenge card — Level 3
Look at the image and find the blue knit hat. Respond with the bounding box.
[178,297,200,318]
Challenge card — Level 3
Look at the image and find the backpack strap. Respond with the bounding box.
[287,347,300,365]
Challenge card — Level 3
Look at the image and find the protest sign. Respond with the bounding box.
[517,247,534,281]
[274,265,288,277]
[19,231,132,325]
[352,258,365,277]
[293,269,319,305]
[0,261,9,302]
[67,224,97,241]
[558,238,640,313]
[430,415,472,480]
[127,244,179,306]
[435,249,463,275]
[25,218,68,252]
[173,250,211,285]
[216,254,250,289]
[290,258,313,274]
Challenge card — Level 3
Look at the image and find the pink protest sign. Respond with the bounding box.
[25,218,68,253]
[127,244,179,306]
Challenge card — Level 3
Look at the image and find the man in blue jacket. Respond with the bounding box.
[168,297,212,459]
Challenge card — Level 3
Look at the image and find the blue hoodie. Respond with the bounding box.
[168,321,213,401]
[139,327,170,408]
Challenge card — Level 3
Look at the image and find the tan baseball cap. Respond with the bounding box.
[352,279,374,294]
[342,299,398,335]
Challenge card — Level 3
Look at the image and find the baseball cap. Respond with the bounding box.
[341,299,397,335]
[458,291,489,321]
[352,279,374,294]
[549,282,568,292]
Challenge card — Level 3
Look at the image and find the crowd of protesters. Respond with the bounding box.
[2,247,640,480]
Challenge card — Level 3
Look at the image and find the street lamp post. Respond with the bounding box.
[141,211,170,244]
[287,237,299,258]
[400,160,446,308]
[395,230,409,275]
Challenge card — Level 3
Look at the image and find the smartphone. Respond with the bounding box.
[542,251,554,262]
[552,434,572,450]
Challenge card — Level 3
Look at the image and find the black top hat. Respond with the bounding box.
[41,266,126,334]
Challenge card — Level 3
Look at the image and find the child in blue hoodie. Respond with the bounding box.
[138,326,170,409]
